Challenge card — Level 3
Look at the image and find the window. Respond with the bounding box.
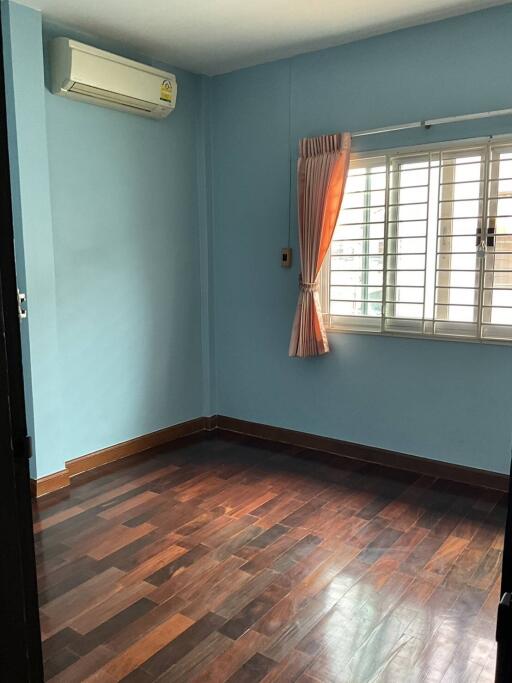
[321,138,512,342]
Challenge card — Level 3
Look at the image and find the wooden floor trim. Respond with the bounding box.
[215,415,509,492]
[66,417,207,478]
[30,414,509,497]
[31,469,70,498]
[31,417,208,498]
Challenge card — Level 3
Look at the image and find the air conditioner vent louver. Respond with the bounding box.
[69,83,154,113]
[50,38,177,120]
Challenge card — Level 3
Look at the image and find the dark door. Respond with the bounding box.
[0,8,44,682]
[496,457,512,682]
[496,454,512,683]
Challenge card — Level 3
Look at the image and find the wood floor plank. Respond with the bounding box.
[85,523,156,561]
[259,649,312,683]
[226,652,275,683]
[190,629,269,683]
[145,543,210,589]
[220,581,289,640]
[181,568,255,621]
[422,534,468,578]
[216,568,278,619]
[108,596,187,654]
[240,533,301,575]
[38,555,100,606]
[142,612,226,678]
[120,541,189,586]
[69,580,154,635]
[33,433,503,682]
[72,598,156,657]
[34,505,86,534]
[41,567,125,635]
[94,612,193,680]
[97,491,159,519]
[49,645,116,683]
[153,630,233,682]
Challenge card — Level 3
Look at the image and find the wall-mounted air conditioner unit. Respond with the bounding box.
[50,38,177,119]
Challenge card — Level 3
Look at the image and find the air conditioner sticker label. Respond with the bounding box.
[160,79,172,102]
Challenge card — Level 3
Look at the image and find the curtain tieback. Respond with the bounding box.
[300,280,319,293]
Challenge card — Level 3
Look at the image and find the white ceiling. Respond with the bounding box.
[18,0,510,75]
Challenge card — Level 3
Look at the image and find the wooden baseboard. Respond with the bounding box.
[31,417,209,498]
[31,413,509,498]
[30,469,70,498]
[215,415,510,492]
[66,417,207,478]
[204,415,218,431]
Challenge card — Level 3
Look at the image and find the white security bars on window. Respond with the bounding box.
[321,139,512,342]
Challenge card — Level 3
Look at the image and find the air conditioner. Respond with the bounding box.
[50,38,177,119]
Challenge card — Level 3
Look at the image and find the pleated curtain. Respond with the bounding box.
[289,132,351,357]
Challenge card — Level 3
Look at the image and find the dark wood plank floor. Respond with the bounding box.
[33,433,506,682]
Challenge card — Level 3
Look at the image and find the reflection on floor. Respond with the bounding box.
[33,433,506,682]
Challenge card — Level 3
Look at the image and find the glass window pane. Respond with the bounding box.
[436,304,477,323]
[390,186,428,204]
[331,255,364,270]
[331,239,383,256]
[487,253,512,270]
[388,270,425,287]
[442,181,482,200]
[391,168,428,188]
[331,240,365,256]
[438,253,478,270]
[331,300,381,317]
[495,217,512,235]
[388,237,426,254]
[331,270,382,286]
[345,174,366,193]
[438,270,479,288]
[438,218,479,236]
[398,204,428,221]
[439,200,481,219]
[339,208,366,225]
[484,289,512,307]
[386,302,423,319]
[389,221,427,238]
[396,254,425,270]
[436,288,478,306]
[437,235,477,253]
[370,171,386,191]
[393,287,424,303]
[330,160,385,321]
[442,159,483,182]
[333,223,384,240]
[483,306,512,325]
[496,197,512,217]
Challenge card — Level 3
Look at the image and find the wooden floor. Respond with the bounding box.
[33,432,506,682]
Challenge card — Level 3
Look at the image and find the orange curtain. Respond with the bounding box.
[289,132,351,357]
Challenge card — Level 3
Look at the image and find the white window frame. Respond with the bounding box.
[320,134,512,346]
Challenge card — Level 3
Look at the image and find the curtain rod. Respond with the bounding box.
[352,107,512,138]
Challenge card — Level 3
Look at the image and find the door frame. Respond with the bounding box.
[496,455,512,683]
[0,7,43,681]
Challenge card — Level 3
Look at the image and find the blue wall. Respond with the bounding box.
[41,25,206,476]
[210,5,512,474]
[2,2,208,478]
[2,2,62,478]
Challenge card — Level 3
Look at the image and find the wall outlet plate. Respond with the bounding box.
[281,247,292,268]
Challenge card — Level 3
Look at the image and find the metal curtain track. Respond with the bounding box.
[352,107,512,138]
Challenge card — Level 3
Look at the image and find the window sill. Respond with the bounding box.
[324,322,511,347]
